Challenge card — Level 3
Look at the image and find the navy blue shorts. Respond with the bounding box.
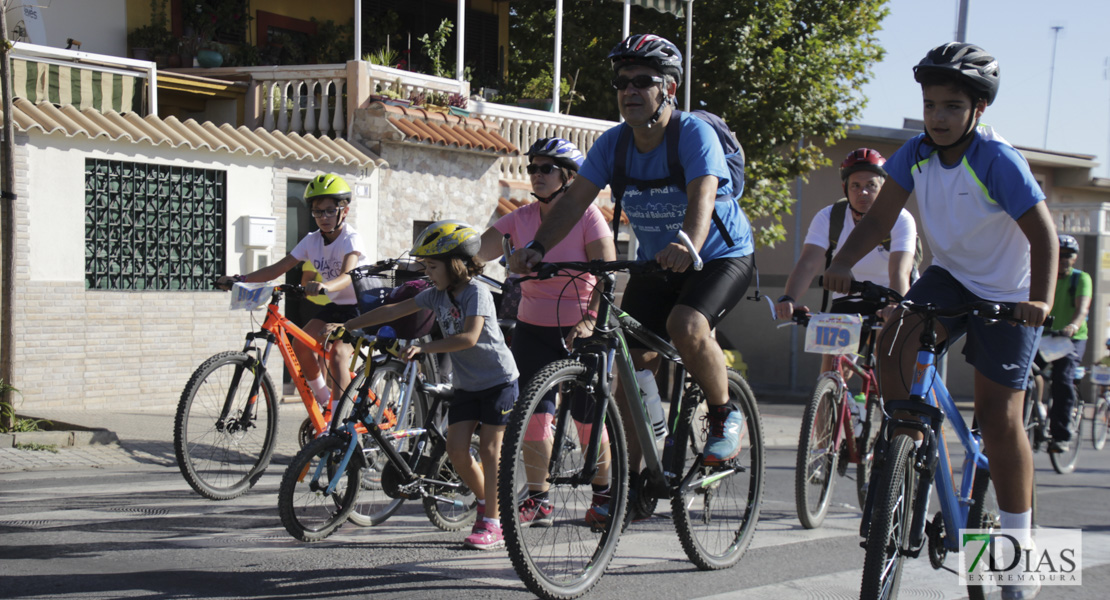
[903,266,1041,390]
[448,379,519,426]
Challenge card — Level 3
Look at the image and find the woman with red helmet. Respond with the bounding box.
[775,148,918,374]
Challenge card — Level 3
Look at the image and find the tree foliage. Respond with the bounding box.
[505,0,888,246]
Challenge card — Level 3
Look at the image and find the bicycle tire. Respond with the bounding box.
[1093,397,1109,451]
[277,434,360,542]
[672,368,764,570]
[499,358,629,600]
[965,467,1039,600]
[860,434,916,600]
[795,378,839,529]
[174,351,279,501]
[332,361,424,527]
[1049,403,1083,474]
[857,396,883,509]
[422,434,480,531]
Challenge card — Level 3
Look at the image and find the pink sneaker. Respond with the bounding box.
[519,497,554,528]
[464,520,505,550]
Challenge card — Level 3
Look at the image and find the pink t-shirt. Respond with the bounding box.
[494,202,612,327]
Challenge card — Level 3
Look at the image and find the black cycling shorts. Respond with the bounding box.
[312,302,360,324]
[620,254,754,345]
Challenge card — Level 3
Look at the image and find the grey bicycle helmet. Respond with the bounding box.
[608,34,683,81]
[913,42,1000,105]
[527,137,585,172]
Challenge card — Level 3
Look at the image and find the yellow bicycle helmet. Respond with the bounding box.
[412,220,481,258]
[304,173,352,205]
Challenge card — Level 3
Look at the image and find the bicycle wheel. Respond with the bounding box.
[422,434,480,531]
[795,378,840,529]
[499,359,628,600]
[277,434,360,542]
[965,467,1039,600]
[1049,403,1083,474]
[860,434,916,600]
[672,368,765,570]
[174,351,279,501]
[334,362,425,527]
[857,396,884,509]
[1093,397,1109,451]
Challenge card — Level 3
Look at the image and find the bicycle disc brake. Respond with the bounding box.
[927,511,947,569]
[380,453,418,499]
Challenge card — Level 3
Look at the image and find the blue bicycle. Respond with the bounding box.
[853,281,1039,600]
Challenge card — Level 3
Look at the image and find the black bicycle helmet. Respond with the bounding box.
[1059,234,1080,255]
[913,42,1000,105]
[608,34,683,81]
[527,137,585,172]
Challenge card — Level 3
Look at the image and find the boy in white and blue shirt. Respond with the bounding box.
[825,43,1056,600]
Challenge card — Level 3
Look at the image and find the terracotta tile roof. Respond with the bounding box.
[367,101,518,156]
[494,196,628,225]
[3,98,384,167]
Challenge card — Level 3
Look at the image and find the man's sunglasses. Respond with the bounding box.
[526,163,561,175]
[611,74,664,90]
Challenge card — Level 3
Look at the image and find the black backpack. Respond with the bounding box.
[608,109,745,247]
[820,198,923,311]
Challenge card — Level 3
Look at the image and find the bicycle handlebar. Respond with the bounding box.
[519,259,668,283]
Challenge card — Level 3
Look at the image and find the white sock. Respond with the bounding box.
[484,517,501,527]
[999,508,1033,545]
[307,374,331,406]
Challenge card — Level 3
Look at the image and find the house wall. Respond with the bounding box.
[12,0,127,57]
[11,132,378,412]
[375,142,503,259]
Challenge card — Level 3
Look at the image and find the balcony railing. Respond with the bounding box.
[1052,204,1110,236]
[470,99,615,181]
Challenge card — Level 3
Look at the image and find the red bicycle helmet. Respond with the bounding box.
[840,148,887,181]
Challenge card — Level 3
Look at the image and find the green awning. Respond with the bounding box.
[611,0,687,17]
[11,59,144,114]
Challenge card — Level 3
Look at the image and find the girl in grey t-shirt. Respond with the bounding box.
[336,221,517,551]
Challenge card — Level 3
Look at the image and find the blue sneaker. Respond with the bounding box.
[704,405,744,464]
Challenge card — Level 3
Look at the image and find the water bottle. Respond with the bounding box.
[636,369,667,440]
[849,393,866,438]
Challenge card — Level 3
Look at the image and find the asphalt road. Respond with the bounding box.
[2,407,1109,600]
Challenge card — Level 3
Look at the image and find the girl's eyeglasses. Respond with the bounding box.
[611,74,664,90]
[310,208,341,218]
[526,164,560,175]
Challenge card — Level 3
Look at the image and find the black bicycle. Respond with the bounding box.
[498,246,764,600]
[1023,337,1084,474]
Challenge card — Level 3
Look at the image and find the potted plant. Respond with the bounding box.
[447,92,470,117]
[128,0,172,62]
[517,69,585,113]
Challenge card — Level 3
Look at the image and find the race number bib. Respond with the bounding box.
[804,313,863,355]
[230,282,275,311]
[1037,335,1073,363]
[1090,365,1110,386]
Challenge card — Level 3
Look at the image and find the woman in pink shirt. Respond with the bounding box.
[478,137,617,527]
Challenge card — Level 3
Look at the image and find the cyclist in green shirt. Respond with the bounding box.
[1039,234,1092,453]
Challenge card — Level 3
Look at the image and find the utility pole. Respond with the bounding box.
[1105,57,1110,178]
[1044,25,1064,149]
[955,0,970,42]
[1,1,17,430]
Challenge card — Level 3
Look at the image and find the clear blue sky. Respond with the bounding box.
[858,0,1110,177]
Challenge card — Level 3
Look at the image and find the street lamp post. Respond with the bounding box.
[1044,25,1064,149]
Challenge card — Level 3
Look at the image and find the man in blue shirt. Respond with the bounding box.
[510,34,756,473]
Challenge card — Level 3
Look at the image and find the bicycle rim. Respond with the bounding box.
[422,435,479,531]
[1093,400,1109,451]
[795,378,839,529]
[499,359,628,600]
[672,369,764,570]
[277,435,359,542]
[174,352,278,500]
[860,435,915,600]
[1049,408,1082,474]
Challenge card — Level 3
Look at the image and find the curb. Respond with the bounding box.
[2,416,120,448]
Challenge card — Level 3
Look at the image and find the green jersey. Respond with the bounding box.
[1047,269,1092,340]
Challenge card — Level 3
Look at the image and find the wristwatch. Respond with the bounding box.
[524,239,546,259]
[777,294,794,304]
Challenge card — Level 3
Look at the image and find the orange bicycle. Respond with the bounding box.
[174,260,414,500]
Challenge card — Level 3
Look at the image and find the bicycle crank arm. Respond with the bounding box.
[680,466,741,495]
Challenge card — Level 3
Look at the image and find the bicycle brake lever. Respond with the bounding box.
[675,230,704,271]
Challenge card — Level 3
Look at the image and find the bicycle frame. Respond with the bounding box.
[867,338,987,556]
[823,353,881,465]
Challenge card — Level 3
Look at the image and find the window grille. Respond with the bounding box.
[85,159,226,290]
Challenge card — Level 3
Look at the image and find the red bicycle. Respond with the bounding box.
[785,293,892,529]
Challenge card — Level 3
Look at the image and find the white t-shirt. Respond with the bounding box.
[803,202,917,291]
[289,226,371,305]
[885,126,1044,302]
